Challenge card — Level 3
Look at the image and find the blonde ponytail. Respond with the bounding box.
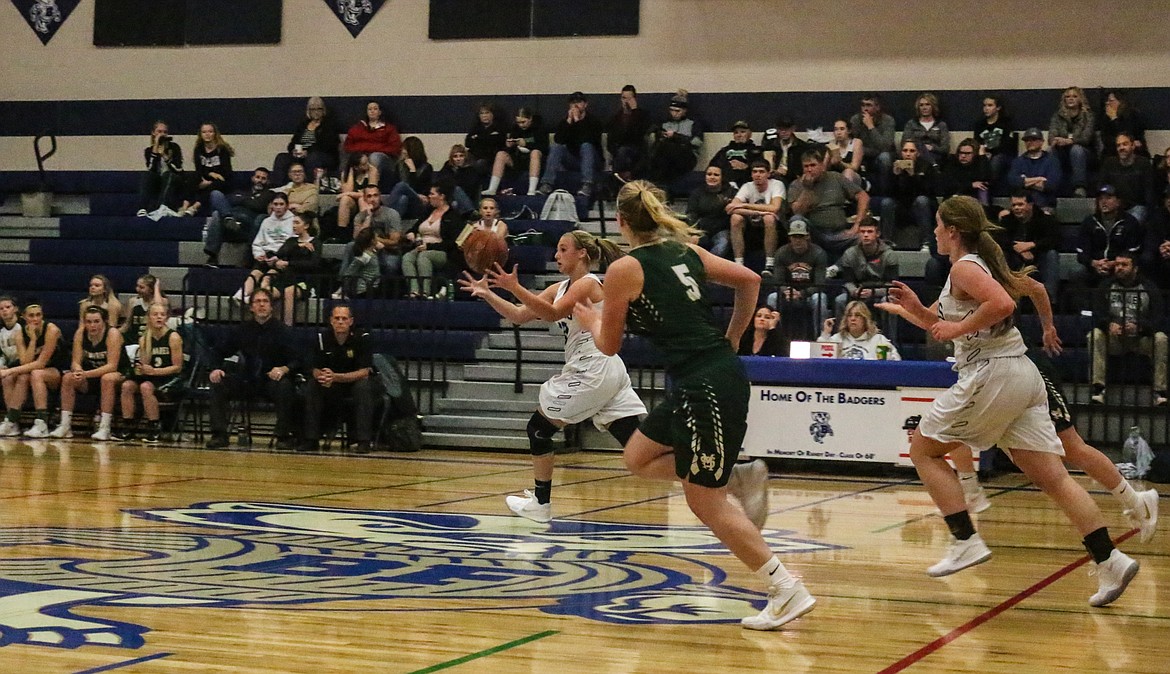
[616,180,700,244]
[938,196,1033,300]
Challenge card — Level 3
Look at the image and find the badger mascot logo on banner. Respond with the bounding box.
[325,0,387,37]
[13,0,79,45]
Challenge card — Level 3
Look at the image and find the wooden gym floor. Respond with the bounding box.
[0,438,1165,673]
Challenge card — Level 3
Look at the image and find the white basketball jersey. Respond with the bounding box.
[554,274,604,364]
[937,253,1025,369]
[0,321,21,365]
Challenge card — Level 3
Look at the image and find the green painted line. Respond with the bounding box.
[409,630,559,674]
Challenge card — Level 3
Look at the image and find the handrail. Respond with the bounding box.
[33,135,57,190]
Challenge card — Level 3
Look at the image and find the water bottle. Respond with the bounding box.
[445,279,455,301]
[1124,426,1153,478]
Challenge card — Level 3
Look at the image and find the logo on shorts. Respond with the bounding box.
[0,502,844,650]
[809,411,833,444]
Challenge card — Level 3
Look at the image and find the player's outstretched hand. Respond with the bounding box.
[485,263,521,293]
[457,271,490,299]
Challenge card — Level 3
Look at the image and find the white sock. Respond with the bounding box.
[99,412,113,429]
[528,177,539,194]
[1111,479,1141,511]
[734,257,744,266]
[958,471,980,493]
[764,260,775,269]
[754,555,795,590]
[59,411,72,427]
[486,175,501,194]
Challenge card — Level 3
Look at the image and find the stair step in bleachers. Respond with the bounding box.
[0,194,90,216]
[57,215,204,241]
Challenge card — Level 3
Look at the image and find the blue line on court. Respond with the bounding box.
[75,652,172,673]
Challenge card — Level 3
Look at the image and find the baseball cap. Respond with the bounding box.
[1022,127,1044,141]
[787,216,810,236]
[731,120,750,131]
[1098,184,1118,197]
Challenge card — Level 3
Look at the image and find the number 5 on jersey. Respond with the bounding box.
[671,264,701,301]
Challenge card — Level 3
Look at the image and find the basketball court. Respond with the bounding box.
[0,440,1164,673]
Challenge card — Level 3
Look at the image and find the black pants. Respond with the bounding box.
[138,170,182,211]
[209,374,297,438]
[303,378,375,442]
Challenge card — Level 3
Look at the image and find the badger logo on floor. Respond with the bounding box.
[0,502,842,650]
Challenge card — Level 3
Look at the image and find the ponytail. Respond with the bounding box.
[565,230,626,272]
[616,180,700,244]
[938,196,1033,300]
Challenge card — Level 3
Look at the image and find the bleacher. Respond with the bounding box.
[2,120,1167,451]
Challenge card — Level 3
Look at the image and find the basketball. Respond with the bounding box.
[462,229,509,274]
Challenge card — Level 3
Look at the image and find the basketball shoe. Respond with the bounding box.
[1089,549,1140,607]
[505,490,552,523]
[1123,489,1159,543]
[741,581,816,630]
[927,533,992,577]
[728,459,769,530]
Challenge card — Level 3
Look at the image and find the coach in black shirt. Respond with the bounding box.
[300,304,374,452]
[206,288,300,450]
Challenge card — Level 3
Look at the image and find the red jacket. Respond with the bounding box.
[344,121,402,157]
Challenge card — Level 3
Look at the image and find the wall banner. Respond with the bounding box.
[12,0,79,45]
[327,0,388,38]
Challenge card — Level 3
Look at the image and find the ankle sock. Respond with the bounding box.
[943,511,976,541]
[754,555,795,590]
[1110,480,1141,512]
[534,479,552,505]
[1083,527,1114,564]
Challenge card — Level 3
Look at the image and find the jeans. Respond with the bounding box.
[1035,248,1061,300]
[699,230,731,259]
[273,150,336,185]
[612,144,644,176]
[1053,144,1090,191]
[542,142,598,188]
[866,151,894,196]
[878,195,935,248]
[766,288,829,341]
[204,211,262,257]
[342,241,402,277]
[387,182,474,219]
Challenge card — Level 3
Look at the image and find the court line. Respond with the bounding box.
[877,529,1138,674]
[293,456,626,502]
[420,472,631,508]
[407,630,558,674]
[74,652,172,674]
[567,476,913,519]
[0,477,203,501]
[869,483,1035,534]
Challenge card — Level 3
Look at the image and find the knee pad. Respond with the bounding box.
[606,415,642,447]
[527,412,559,456]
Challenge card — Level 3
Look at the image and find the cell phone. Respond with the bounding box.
[894,159,913,171]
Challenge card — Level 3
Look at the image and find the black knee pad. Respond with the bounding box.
[527,412,559,456]
[607,415,641,447]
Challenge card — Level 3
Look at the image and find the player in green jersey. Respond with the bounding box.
[575,180,816,631]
